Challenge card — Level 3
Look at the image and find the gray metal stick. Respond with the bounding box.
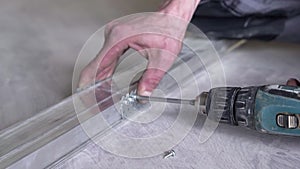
[135,95,195,106]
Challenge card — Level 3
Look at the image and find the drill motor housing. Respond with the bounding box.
[205,85,300,136]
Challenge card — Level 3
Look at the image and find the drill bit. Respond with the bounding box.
[134,95,196,106]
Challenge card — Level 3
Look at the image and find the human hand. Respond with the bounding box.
[79,0,201,96]
[286,78,300,86]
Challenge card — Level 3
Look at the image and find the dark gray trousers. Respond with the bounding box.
[191,0,300,43]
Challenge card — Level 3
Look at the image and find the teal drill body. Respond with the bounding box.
[205,85,300,136]
[254,85,300,136]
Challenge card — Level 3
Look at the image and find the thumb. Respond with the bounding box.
[137,50,176,96]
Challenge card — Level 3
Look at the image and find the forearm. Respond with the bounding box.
[159,0,201,21]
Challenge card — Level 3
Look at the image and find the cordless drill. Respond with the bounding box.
[134,85,300,136]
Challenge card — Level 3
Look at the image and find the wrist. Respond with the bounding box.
[159,0,201,21]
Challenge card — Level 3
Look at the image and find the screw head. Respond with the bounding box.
[163,150,175,159]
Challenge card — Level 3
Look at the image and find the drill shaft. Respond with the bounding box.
[135,95,195,106]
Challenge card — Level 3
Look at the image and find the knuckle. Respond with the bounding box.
[109,24,125,35]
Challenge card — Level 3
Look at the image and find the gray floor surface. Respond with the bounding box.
[1,0,300,169]
[57,41,300,169]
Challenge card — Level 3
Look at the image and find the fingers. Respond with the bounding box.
[286,78,300,87]
[78,39,130,89]
[138,68,166,96]
[95,59,118,80]
[97,40,129,68]
[78,60,98,88]
[137,50,177,96]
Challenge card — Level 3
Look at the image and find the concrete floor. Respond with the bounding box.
[0,0,160,130]
[8,39,300,169]
[1,0,300,168]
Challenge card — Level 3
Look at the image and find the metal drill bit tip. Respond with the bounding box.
[134,95,195,106]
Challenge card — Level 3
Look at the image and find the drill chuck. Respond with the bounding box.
[204,87,259,129]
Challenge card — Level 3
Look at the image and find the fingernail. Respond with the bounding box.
[137,91,152,104]
[140,91,152,97]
